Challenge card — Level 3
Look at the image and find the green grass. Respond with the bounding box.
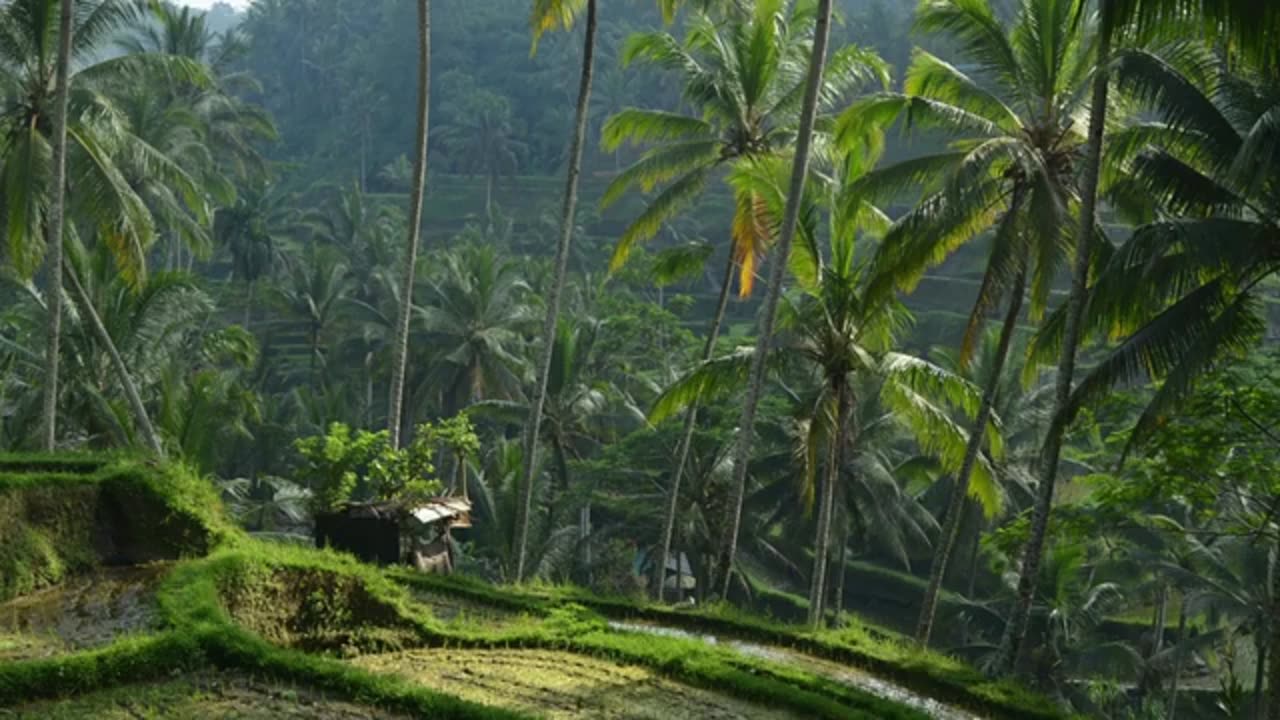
[0,456,236,603]
[392,571,1068,720]
[6,671,419,719]
[155,544,932,720]
[0,453,1065,720]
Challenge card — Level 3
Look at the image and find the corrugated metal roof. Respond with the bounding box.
[410,497,472,526]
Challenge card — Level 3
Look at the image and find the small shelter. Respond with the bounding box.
[315,497,471,573]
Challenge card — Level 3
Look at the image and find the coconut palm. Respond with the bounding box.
[651,179,1001,622]
[1005,0,1280,674]
[413,243,536,418]
[1036,48,1279,453]
[834,0,1097,647]
[437,91,524,222]
[39,0,72,450]
[514,0,725,583]
[603,0,887,600]
[473,316,613,493]
[0,0,209,451]
[386,0,430,450]
[270,245,352,387]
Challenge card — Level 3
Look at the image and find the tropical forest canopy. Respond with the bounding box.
[3,0,1280,718]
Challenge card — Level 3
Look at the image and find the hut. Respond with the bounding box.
[314,497,471,572]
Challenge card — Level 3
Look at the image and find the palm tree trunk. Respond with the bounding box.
[809,381,849,627]
[1268,544,1280,720]
[485,172,494,224]
[64,264,164,457]
[656,251,736,602]
[1153,583,1169,654]
[1167,593,1189,720]
[993,23,1113,677]
[718,0,834,601]
[243,279,254,329]
[1256,636,1268,720]
[41,0,74,451]
[387,0,431,450]
[833,519,849,620]
[515,0,597,583]
[917,264,1028,647]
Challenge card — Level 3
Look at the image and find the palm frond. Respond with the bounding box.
[649,346,756,424]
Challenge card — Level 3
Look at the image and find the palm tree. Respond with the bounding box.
[1004,0,1280,674]
[602,0,887,601]
[514,0,598,582]
[122,1,277,187]
[473,316,612,494]
[0,0,212,453]
[41,0,73,450]
[718,0,839,600]
[271,246,352,387]
[834,0,1096,648]
[1037,47,1279,456]
[414,243,535,417]
[601,0,887,295]
[213,182,298,326]
[653,192,1000,621]
[387,0,430,450]
[514,0,780,584]
[437,91,523,222]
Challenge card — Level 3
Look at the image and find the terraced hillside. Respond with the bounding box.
[0,455,1065,720]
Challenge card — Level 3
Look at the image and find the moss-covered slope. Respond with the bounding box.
[0,454,232,602]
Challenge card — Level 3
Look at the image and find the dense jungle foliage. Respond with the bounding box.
[2,0,1280,717]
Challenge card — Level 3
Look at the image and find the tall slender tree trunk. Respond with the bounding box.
[1268,541,1280,720]
[243,279,255,329]
[515,0,596,583]
[809,382,849,627]
[485,173,494,225]
[833,519,849,620]
[41,0,74,451]
[717,0,834,600]
[1167,593,1189,720]
[387,0,431,450]
[64,264,164,456]
[1153,583,1169,654]
[916,264,1027,646]
[993,24,1112,676]
[1256,637,1268,720]
[656,252,736,602]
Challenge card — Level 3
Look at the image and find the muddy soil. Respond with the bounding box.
[0,564,169,662]
[406,587,531,630]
